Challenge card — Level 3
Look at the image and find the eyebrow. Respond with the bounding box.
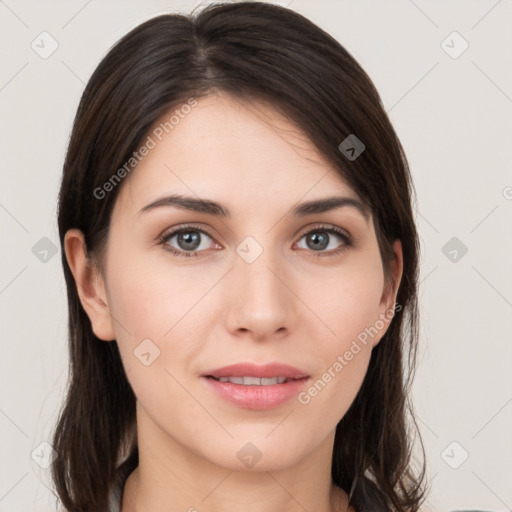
[137,194,371,221]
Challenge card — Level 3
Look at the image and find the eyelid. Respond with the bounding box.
[157,222,353,257]
[158,223,217,244]
[294,223,353,256]
[296,223,351,241]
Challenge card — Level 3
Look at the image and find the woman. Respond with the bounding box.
[52,2,429,511]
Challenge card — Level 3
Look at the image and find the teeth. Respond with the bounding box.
[215,376,288,385]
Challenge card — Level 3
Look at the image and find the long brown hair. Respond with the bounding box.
[52,2,427,510]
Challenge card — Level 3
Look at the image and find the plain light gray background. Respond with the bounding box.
[0,1,511,511]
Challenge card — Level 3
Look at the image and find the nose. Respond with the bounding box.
[222,244,297,341]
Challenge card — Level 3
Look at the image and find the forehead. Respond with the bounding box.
[118,91,360,215]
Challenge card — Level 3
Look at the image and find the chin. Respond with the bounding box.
[197,436,312,473]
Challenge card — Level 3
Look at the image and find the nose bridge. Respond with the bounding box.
[224,234,295,336]
[235,236,286,305]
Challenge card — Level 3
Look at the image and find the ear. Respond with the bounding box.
[63,228,116,341]
[380,239,403,312]
[372,239,403,347]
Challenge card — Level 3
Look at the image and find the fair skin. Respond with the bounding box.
[64,91,402,512]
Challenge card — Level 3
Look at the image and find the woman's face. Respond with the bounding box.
[79,91,401,472]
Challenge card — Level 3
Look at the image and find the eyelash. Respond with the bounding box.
[157,223,353,259]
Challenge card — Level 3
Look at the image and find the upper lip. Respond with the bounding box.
[202,362,310,380]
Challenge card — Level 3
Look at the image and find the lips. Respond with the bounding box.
[202,362,310,381]
[212,376,289,385]
[201,362,310,410]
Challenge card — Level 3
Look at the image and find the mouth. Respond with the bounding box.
[201,361,310,381]
[206,375,306,385]
[200,362,310,410]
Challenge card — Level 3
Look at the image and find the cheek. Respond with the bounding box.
[105,260,202,414]
[305,253,385,344]
[105,246,206,340]
[104,248,216,394]
[297,345,372,433]
[296,278,380,420]
[295,255,384,408]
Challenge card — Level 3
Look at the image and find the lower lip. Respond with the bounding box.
[202,376,310,410]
